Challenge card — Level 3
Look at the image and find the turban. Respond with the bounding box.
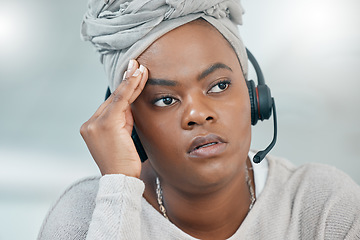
[81,0,248,92]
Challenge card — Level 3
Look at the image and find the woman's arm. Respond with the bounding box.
[37,175,146,240]
[39,60,149,239]
[86,175,145,240]
[37,177,99,240]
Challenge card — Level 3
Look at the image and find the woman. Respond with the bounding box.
[38,0,360,239]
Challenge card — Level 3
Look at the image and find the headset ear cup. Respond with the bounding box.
[131,128,148,162]
[257,84,273,121]
[246,80,258,126]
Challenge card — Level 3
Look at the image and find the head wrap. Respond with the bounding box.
[81,0,248,92]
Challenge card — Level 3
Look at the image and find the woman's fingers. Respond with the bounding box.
[87,59,144,122]
[129,65,148,103]
[79,59,147,177]
[104,63,147,122]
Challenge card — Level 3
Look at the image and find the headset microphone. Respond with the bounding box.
[252,98,277,163]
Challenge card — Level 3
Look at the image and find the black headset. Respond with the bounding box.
[245,49,277,163]
[105,48,277,164]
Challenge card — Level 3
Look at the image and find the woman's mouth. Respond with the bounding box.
[194,142,218,150]
[187,134,227,158]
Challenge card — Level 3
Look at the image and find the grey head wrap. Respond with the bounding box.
[81,0,248,92]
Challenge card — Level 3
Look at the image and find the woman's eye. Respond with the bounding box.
[208,81,230,93]
[153,97,177,107]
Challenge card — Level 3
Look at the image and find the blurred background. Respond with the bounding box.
[0,0,359,239]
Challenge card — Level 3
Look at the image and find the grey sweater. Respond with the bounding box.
[38,156,360,239]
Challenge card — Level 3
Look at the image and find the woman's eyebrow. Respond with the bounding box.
[146,62,232,87]
[146,78,178,86]
[198,63,232,80]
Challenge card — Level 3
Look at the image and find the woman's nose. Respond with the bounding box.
[181,95,217,130]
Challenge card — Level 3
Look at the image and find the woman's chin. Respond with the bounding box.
[181,159,243,193]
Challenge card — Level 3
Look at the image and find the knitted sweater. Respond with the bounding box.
[38,156,360,239]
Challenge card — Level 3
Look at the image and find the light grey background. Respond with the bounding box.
[0,0,359,239]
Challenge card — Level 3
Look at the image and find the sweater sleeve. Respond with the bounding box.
[86,174,145,240]
[38,177,100,240]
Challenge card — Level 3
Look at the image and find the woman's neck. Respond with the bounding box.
[141,158,255,240]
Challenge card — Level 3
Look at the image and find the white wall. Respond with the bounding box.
[0,0,359,239]
[244,0,360,181]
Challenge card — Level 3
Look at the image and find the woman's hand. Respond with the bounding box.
[80,60,148,178]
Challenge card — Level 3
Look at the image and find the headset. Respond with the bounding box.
[245,49,277,163]
[105,48,277,164]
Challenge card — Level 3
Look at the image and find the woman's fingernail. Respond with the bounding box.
[139,65,145,73]
[131,65,145,78]
[127,59,135,71]
[132,68,141,77]
[122,71,127,80]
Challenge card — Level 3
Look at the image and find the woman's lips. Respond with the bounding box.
[187,134,227,158]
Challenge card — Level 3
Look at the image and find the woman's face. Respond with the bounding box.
[132,20,251,193]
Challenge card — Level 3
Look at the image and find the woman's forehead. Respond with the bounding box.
[137,20,238,75]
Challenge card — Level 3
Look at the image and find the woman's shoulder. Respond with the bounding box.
[267,155,360,192]
[264,155,360,238]
[53,176,101,200]
[38,176,101,240]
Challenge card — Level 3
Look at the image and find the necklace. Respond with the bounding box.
[156,164,256,219]
[245,163,256,210]
[156,177,169,219]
